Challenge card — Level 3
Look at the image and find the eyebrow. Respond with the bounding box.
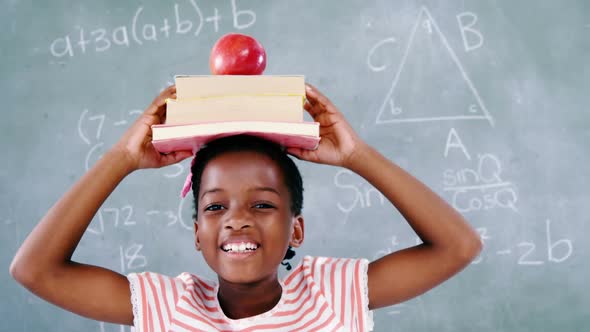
[200,187,281,200]
[200,188,224,200]
[249,186,281,197]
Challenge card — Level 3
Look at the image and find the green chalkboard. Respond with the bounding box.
[2,1,588,331]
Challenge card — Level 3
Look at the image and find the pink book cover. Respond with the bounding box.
[151,130,320,153]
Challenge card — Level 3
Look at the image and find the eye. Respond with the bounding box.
[204,204,225,212]
[253,202,275,209]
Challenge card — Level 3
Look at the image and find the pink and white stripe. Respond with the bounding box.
[128,256,373,331]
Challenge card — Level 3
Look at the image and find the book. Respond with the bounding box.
[165,95,304,125]
[151,75,319,153]
[151,121,320,153]
[174,75,305,99]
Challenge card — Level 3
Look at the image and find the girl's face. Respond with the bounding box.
[194,150,304,284]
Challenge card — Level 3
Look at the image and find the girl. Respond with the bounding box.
[10,84,482,331]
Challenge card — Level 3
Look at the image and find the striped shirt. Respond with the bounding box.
[128,256,374,331]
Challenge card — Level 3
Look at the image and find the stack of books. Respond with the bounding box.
[151,75,320,153]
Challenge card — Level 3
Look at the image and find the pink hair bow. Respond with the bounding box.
[180,153,197,198]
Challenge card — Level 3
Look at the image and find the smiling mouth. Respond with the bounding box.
[220,242,260,253]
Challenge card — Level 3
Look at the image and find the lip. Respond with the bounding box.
[222,250,259,260]
[219,236,261,260]
[219,235,261,249]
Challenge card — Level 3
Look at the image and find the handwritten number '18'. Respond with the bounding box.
[119,244,147,274]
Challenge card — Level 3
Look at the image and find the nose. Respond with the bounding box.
[224,207,253,230]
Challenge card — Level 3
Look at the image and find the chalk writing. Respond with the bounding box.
[377,219,573,269]
[146,210,180,227]
[443,153,518,213]
[230,0,256,30]
[386,303,406,315]
[85,142,105,172]
[99,322,134,332]
[444,128,471,160]
[372,236,400,260]
[87,205,135,235]
[50,0,256,58]
[456,12,484,52]
[471,227,491,264]
[367,37,397,72]
[78,109,106,144]
[86,205,185,235]
[78,108,187,178]
[119,243,148,273]
[113,110,143,127]
[472,220,573,265]
[106,206,136,227]
[177,196,196,231]
[334,169,386,214]
[163,163,186,178]
[374,6,494,126]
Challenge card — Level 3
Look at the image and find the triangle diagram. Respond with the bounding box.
[376,6,494,126]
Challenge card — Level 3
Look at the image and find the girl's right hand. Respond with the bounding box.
[112,85,193,172]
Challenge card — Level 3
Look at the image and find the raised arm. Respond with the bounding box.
[287,84,482,310]
[9,86,192,324]
[347,143,482,308]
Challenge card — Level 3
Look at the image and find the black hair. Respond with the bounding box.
[190,135,303,269]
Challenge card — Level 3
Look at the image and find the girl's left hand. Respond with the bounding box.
[287,84,366,168]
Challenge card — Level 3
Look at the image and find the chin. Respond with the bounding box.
[217,263,278,285]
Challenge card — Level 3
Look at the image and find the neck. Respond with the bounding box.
[217,275,283,319]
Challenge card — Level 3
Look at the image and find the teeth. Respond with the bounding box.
[222,242,258,253]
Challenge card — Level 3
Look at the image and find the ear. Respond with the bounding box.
[289,215,305,248]
[194,220,201,251]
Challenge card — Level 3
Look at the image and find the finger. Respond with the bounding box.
[286,147,317,162]
[312,87,336,112]
[150,92,176,124]
[304,95,326,118]
[305,83,330,106]
[160,150,193,166]
[145,85,176,115]
[303,100,317,114]
[153,86,176,109]
[305,84,336,119]
[306,84,337,113]
[286,147,303,160]
[304,103,324,119]
[304,83,320,106]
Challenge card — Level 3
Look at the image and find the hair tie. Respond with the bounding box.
[180,152,198,198]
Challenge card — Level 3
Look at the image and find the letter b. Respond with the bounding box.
[457,12,483,52]
[546,219,573,263]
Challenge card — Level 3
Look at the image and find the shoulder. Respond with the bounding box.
[283,255,369,299]
[128,271,216,291]
[298,256,369,282]
[127,271,218,331]
[281,256,373,331]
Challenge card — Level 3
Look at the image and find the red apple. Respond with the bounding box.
[209,33,266,75]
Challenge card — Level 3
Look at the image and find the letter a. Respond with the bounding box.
[444,128,471,160]
[50,35,74,57]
